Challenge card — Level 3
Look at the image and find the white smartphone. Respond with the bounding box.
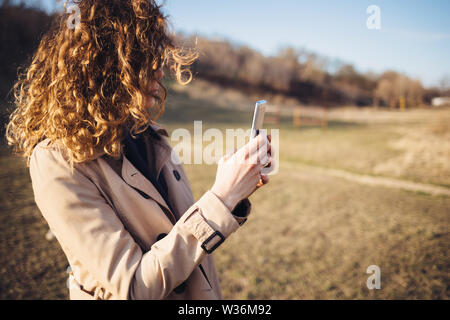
[251,100,267,138]
[250,100,273,174]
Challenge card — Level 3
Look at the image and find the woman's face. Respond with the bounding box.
[144,68,164,110]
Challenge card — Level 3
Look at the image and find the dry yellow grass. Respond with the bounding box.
[0,84,448,299]
[184,162,449,299]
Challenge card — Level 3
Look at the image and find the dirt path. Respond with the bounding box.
[282,161,450,197]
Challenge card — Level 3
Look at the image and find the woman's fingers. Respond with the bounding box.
[255,145,272,167]
[243,134,268,157]
[256,174,269,188]
[260,174,269,185]
[224,148,237,161]
[264,155,273,168]
[213,137,271,207]
[239,135,271,166]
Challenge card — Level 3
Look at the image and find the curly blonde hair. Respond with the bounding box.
[5,0,197,166]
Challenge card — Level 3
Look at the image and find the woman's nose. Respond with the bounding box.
[155,68,164,80]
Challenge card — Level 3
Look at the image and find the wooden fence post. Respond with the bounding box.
[293,107,302,127]
[265,105,281,125]
[321,108,328,129]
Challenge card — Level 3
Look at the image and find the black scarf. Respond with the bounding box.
[123,126,173,214]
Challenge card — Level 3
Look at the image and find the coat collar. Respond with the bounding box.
[91,122,169,160]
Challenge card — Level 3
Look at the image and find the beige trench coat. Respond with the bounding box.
[29,123,251,300]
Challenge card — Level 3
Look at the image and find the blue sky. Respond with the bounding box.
[163,0,450,87]
[42,0,450,87]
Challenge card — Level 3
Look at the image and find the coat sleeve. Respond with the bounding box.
[29,145,249,300]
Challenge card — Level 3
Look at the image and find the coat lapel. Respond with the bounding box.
[119,123,177,224]
[121,154,177,224]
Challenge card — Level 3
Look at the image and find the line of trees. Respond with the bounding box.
[374,71,424,109]
[0,1,54,99]
[0,1,446,111]
[178,34,431,108]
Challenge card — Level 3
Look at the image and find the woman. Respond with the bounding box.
[5,0,271,300]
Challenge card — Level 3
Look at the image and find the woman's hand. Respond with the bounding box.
[211,134,272,211]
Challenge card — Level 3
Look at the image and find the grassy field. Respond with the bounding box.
[0,82,449,299]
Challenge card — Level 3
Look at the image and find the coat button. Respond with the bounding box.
[174,280,187,294]
[173,170,181,181]
[156,233,167,241]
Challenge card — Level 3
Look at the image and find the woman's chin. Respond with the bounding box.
[144,98,156,110]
